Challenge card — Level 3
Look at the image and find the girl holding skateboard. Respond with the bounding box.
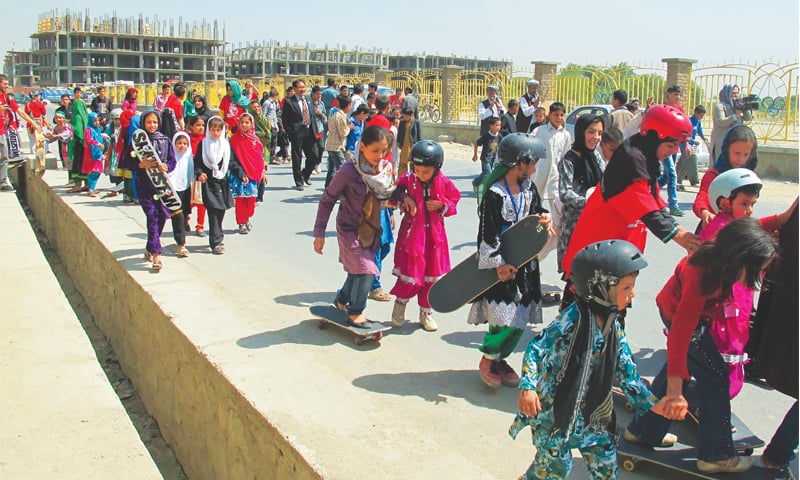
[625,218,778,474]
[389,140,461,332]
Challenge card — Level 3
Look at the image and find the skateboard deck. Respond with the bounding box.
[131,129,183,216]
[310,303,390,345]
[429,214,549,313]
[617,427,789,479]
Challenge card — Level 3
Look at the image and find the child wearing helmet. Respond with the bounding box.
[698,170,796,399]
[511,240,676,480]
[560,104,701,311]
[469,133,554,389]
[389,140,461,332]
[626,218,778,474]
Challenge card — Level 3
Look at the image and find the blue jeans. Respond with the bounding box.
[335,273,373,316]
[627,314,735,462]
[325,150,345,190]
[472,158,494,187]
[764,401,798,466]
[658,153,679,210]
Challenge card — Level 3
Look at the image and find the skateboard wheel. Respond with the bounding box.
[317,321,327,329]
[354,336,365,345]
[374,331,383,341]
[622,458,637,472]
[741,448,753,456]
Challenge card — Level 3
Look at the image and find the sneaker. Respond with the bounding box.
[256,200,263,206]
[196,229,206,237]
[246,222,252,231]
[0,184,14,192]
[239,224,248,234]
[391,301,406,327]
[697,456,754,473]
[495,359,520,387]
[419,311,438,332]
[479,357,501,388]
[669,208,684,217]
[623,428,678,448]
[676,184,685,192]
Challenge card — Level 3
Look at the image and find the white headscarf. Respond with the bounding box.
[202,116,231,180]
[169,131,193,191]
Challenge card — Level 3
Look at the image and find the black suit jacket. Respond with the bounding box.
[281,95,310,137]
[397,119,421,147]
[501,112,518,137]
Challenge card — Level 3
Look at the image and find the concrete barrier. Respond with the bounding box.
[10,167,322,480]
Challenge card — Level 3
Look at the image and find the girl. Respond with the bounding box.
[82,112,106,197]
[557,114,605,276]
[313,126,402,327]
[229,113,268,233]
[134,110,177,271]
[625,218,778,474]
[693,124,758,228]
[169,132,193,258]
[248,101,272,205]
[390,140,461,332]
[122,87,138,112]
[218,80,249,132]
[186,116,207,236]
[194,116,235,254]
[183,88,197,118]
[193,95,211,123]
[46,111,73,170]
[68,94,89,192]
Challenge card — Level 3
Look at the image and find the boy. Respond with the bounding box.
[676,105,708,191]
[165,83,187,131]
[153,83,171,112]
[511,240,678,480]
[471,117,503,192]
[526,107,547,134]
[501,99,519,136]
[598,127,623,164]
[469,133,553,388]
[531,102,571,259]
[325,95,353,189]
[345,104,370,160]
[396,107,421,177]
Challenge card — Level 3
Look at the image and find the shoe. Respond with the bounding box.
[151,260,163,272]
[303,177,312,186]
[246,222,252,231]
[313,166,321,174]
[697,456,754,473]
[294,185,304,191]
[676,184,685,192]
[368,288,392,302]
[419,311,438,332]
[212,245,225,255]
[255,200,263,206]
[196,229,206,237]
[1,184,15,192]
[177,246,189,258]
[669,208,684,217]
[623,428,678,448]
[479,357,501,388]
[495,359,520,387]
[391,301,406,327]
[239,224,248,234]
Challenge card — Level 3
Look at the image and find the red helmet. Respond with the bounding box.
[640,104,692,142]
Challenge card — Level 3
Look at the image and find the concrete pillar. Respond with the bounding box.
[441,65,462,124]
[532,61,559,103]
[662,57,697,111]
[375,69,392,86]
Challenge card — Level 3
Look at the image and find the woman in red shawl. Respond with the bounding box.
[229,113,268,233]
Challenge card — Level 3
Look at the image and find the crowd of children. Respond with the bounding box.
[17,78,798,478]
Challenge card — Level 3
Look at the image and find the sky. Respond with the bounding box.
[3,0,798,73]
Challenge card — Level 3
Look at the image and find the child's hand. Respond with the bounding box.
[497,264,517,282]
[262,172,269,185]
[471,154,478,162]
[518,389,541,417]
[651,395,688,420]
[313,237,325,255]
[198,173,207,183]
[700,209,715,226]
[158,163,168,173]
[242,177,249,185]
[401,196,417,216]
[425,199,443,212]
[673,228,701,254]
[538,213,557,237]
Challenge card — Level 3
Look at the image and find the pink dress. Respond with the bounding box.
[391,172,461,285]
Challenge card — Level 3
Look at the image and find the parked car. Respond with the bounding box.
[12,93,30,105]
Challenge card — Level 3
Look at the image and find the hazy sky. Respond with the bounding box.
[3,0,798,73]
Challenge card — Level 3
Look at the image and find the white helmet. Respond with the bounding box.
[110,108,123,120]
[708,168,762,213]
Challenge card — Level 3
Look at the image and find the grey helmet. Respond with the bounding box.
[497,133,546,168]
[410,140,444,170]
[570,240,648,307]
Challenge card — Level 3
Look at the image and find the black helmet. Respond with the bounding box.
[570,240,648,306]
[410,140,444,170]
[497,133,546,168]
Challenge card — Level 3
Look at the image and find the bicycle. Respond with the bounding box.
[418,96,441,123]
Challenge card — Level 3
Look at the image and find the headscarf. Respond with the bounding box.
[169,131,194,191]
[353,149,396,249]
[227,80,250,108]
[248,102,271,140]
[183,88,197,117]
[194,95,210,121]
[718,84,738,110]
[713,124,758,173]
[601,131,663,200]
[568,115,605,192]
[86,112,105,161]
[71,96,88,141]
[229,113,264,181]
[202,116,231,180]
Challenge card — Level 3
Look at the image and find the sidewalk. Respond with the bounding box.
[0,188,162,479]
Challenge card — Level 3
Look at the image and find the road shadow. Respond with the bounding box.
[352,369,519,413]
[449,241,476,252]
[281,193,322,204]
[273,291,338,307]
[630,347,667,378]
[236,319,384,351]
[295,230,337,238]
[441,328,539,355]
[111,247,157,272]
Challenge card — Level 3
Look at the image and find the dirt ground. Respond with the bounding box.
[439,142,799,205]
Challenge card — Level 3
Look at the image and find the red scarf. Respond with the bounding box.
[229,124,264,181]
[189,133,204,155]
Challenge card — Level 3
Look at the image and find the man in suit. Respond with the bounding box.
[281,79,318,190]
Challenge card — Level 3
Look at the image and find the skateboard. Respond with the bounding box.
[429,214,549,313]
[309,303,391,345]
[131,129,183,216]
[617,427,789,479]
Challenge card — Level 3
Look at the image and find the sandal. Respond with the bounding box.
[87,190,97,197]
[212,245,225,255]
[177,246,189,258]
[151,260,163,272]
[144,250,153,262]
[368,289,392,302]
[333,301,347,312]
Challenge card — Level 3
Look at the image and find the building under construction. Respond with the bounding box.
[26,9,226,87]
